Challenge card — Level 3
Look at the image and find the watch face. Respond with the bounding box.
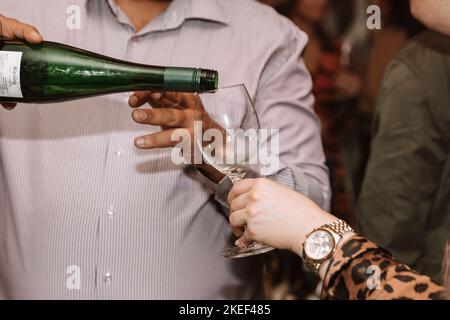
[304,229,335,261]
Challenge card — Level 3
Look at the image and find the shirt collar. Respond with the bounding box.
[187,0,229,25]
[83,0,229,29]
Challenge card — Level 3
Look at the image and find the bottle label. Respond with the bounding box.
[0,51,23,98]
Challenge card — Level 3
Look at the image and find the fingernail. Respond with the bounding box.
[129,95,138,107]
[2,103,16,110]
[135,137,146,148]
[133,110,147,121]
[30,31,42,41]
[151,92,162,100]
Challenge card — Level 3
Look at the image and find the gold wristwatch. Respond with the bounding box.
[302,220,354,273]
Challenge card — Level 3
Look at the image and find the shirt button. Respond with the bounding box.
[104,272,112,284]
[115,146,124,157]
[107,205,115,217]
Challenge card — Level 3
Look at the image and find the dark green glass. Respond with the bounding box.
[0,39,218,103]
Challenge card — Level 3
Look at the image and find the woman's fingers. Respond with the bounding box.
[229,192,251,213]
[228,179,258,204]
[235,228,254,248]
[229,209,247,238]
[229,209,247,228]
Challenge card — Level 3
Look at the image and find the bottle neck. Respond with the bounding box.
[163,67,218,92]
[114,65,217,93]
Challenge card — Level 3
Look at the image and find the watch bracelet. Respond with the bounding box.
[324,219,354,236]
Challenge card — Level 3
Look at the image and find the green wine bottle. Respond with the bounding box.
[0,39,218,103]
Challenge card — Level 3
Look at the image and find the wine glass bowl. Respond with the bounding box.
[195,84,275,259]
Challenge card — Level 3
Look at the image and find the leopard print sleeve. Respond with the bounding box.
[320,235,447,300]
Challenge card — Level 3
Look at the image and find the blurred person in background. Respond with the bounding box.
[362,0,424,120]
[259,0,364,300]
[343,0,424,211]
[357,0,450,284]
[276,0,363,224]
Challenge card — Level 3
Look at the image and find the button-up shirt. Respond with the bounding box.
[0,0,330,299]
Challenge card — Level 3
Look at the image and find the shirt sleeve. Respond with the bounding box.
[321,235,447,300]
[196,21,331,212]
[356,59,449,269]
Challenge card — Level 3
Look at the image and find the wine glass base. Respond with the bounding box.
[223,243,275,259]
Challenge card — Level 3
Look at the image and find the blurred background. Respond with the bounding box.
[257,0,424,299]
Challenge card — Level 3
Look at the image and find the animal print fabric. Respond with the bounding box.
[321,236,447,300]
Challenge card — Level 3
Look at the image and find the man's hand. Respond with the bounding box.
[0,15,43,110]
[129,91,225,183]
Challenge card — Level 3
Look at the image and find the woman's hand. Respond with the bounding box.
[228,178,335,255]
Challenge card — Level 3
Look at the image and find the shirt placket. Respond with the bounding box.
[95,28,144,298]
[93,0,185,298]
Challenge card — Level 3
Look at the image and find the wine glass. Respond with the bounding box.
[195,84,275,258]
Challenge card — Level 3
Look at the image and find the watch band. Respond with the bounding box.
[324,219,354,236]
[302,219,354,273]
